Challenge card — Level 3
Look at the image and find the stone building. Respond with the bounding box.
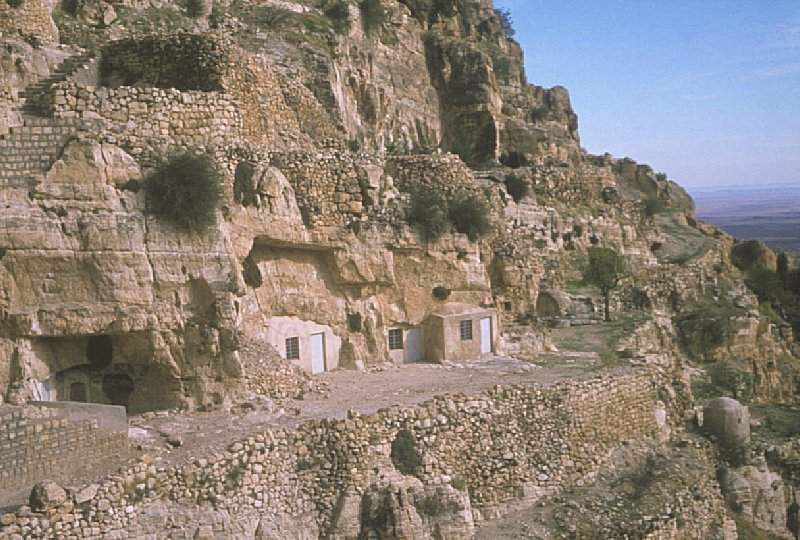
[264,317,341,375]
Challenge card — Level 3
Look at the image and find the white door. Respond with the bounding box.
[480,317,492,354]
[310,333,326,374]
[405,328,424,363]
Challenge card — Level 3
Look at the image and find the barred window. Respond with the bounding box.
[459,319,473,341]
[388,328,403,350]
[285,336,300,360]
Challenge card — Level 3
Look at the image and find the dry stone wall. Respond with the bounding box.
[0,368,679,539]
[48,81,243,165]
[0,405,127,491]
[0,0,57,44]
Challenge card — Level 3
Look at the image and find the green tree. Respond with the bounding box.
[583,247,625,321]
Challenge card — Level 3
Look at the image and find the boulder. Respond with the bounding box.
[703,397,750,451]
[29,481,67,512]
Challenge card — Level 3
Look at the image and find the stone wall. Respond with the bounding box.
[0,404,127,491]
[0,368,681,539]
[269,151,369,228]
[48,81,243,165]
[387,153,478,195]
[0,0,58,44]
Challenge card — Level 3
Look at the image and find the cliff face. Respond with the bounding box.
[0,0,794,411]
[0,1,798,536]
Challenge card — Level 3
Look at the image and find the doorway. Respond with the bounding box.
[404,328,424,363]
[310,333,326,374]
[480,317,492,354]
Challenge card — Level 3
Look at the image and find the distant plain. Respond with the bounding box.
[690,183,800,253]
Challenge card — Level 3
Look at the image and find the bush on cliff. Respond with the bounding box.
[360,0,386,35]
[448,191,491,241]
[145,151,221,232]
[6,0,24,8]
[322,0,351,32]
[407,186,492,242]
[391,429,421,476]
[505,173,529,202]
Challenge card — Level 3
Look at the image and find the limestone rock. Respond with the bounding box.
[29,481,67,512]
[72,483,99,505]
[45,140,141,187]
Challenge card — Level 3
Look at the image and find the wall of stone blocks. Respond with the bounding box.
[0,405,128,491]
[48,81,244,165]
[0,368,688,539]
[386,153,478,196]
[0,0,57,44]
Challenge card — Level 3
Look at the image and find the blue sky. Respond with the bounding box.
[493,0,800,188]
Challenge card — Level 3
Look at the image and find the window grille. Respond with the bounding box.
[460,319,473,341]
[388,328,403,350]
[285,336,300,360]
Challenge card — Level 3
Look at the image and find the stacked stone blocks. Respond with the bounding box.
[0,407,127,491]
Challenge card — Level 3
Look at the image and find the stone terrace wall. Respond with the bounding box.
[0,368,680,539]
[96,34,340,150]
[99,34,226,91]
[0,0,57,44]
[48,81,243,165]
[270,151,371,228]
[0,405,128,491]
[386,153,478,195]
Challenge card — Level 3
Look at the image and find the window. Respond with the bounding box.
[285,336,300,360]
[388,328,403,350]
[459,319,473,341]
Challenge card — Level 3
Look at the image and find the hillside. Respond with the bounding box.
[0,0,799,538]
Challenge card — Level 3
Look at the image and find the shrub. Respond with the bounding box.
[505,173,529,202]
[500,150,528,169]
[322,0,351,32]
[254,6,291,29]
[491,54,512,82]
[746,267,784,303]
[655,172,667,182]
[601,186,620,204]
[391,429,421,476]
[642,196,666,217]
[6,0,24,8]
[432,286,451,300]
[572,224,584,237]
[407,187,449,241]
[186,0,206,18]
[145,151,221,232]
[347,312,363,332]
[493,7,515,38]
[360,0,385,35]
[448,191,491,241]
[62,0,78,15]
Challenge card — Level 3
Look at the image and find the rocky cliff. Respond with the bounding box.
[0,0,799,538]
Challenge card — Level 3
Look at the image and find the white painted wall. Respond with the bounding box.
[265,316,341,374]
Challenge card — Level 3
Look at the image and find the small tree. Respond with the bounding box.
[583,247,625,321]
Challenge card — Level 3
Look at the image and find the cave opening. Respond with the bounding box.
[86,335,113,371]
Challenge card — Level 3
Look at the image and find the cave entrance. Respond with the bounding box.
[69,382,87,402]
[86,335,113,371]
[536,292,561,318]
[102,374,135,408]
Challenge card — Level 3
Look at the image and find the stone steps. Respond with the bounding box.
[19,51,96,116]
